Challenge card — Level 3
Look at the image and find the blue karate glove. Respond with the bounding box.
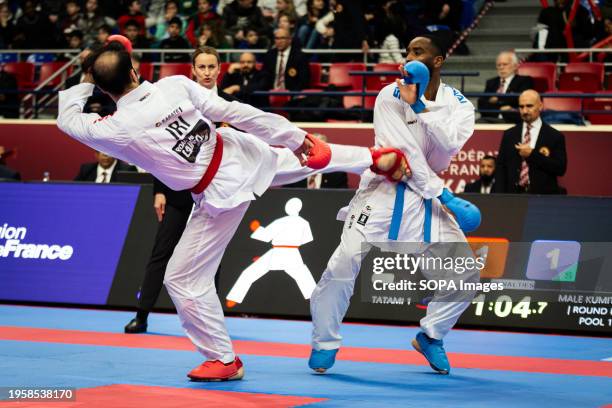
[403,60,430,113]
[438,188,482,233]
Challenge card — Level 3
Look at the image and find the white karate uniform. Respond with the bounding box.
[57,76,373,364]
[311,82,478,351]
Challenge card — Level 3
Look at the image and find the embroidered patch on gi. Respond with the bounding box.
[357,205,372,226]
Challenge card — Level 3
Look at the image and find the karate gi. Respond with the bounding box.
[311,82,479,351]
[58,76,372,363]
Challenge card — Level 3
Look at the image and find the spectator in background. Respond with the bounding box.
[237,26,269,58]
[0,3,15,49]
[534,0,593,61]
[150,0,185,43]
[94,24,112,48]
[276,11,297,34]
[464,155,496,194]
[296,0,326,49]
[274,0,298,27]
[59,0,83,33]
[285,133,348,188]
[262,27,310,90]
[118,0,147,36]
[478,51,534,123]
[315,0,368,62]
[124,18,152,59]
[160,17,191,62]
[41,0,63,25]
[0,146,20,181]
[65,29,85,51]
[79,0,115,47]
[494,90,567,194]
[421,0,466,54]
[196,21,230,49]
[222,0,270,47]
[375,0,406,63]
[74,151,137,183]
[185,0,222,46]
[13,0,60,48]
[0,69,19,118]
[221,51,267,106]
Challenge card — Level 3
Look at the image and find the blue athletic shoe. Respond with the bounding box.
[412,332,450,374]
[308,349,338,373]
[437,188,481,233]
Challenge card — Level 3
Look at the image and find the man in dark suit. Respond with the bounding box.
[464,155,496,194]
[261,28,310,91]
[478,51,534,123]
[494,90,567,194]
[74,151,137,183]
[220,52,267,107]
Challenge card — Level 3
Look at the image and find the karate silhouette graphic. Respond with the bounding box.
[226,198,316,308]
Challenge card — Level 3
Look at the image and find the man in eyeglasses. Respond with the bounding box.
[261,27,310,91]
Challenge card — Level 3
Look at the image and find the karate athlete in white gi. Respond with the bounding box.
[57,45,409,382]
[309,35,481,376]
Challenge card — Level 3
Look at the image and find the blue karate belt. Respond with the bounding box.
[388,182,432,243]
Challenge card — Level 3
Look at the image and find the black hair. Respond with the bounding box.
[99,24,112,34]
[421,33,449,59]
[168,16,183,28]
[482,155,496,162]
[91,47,135,95]
[67,29,84,39]
[124,19,140,29]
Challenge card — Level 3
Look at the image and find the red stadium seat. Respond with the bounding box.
[158,63,192,79]
[543,96,582,112]
[343,94,376,109]
[217,62,231,85]
[565,62,604,82]
[518,62,557,92]
[2,62,35,89]
[366,63,399,90]
[37,62,72,87]
[328,63,366,89]
[138,62,153,82]
[584,94,612,124]
[268,88,290,118]
[558,72,602,93]
[308,62,325,88]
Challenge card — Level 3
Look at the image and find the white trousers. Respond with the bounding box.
[164,135,373,363]
[311,187,478,351]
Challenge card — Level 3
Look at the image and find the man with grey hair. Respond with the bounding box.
[478,51,534,123]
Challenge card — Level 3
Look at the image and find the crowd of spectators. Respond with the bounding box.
[0,0,475,61]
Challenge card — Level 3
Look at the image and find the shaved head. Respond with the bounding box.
[518,89,543,123]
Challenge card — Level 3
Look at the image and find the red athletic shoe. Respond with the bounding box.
[187,357,244,382]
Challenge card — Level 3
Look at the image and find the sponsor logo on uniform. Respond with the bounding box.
[448,86,467,104]
[162,115,211,163]
[156,106,184,127]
